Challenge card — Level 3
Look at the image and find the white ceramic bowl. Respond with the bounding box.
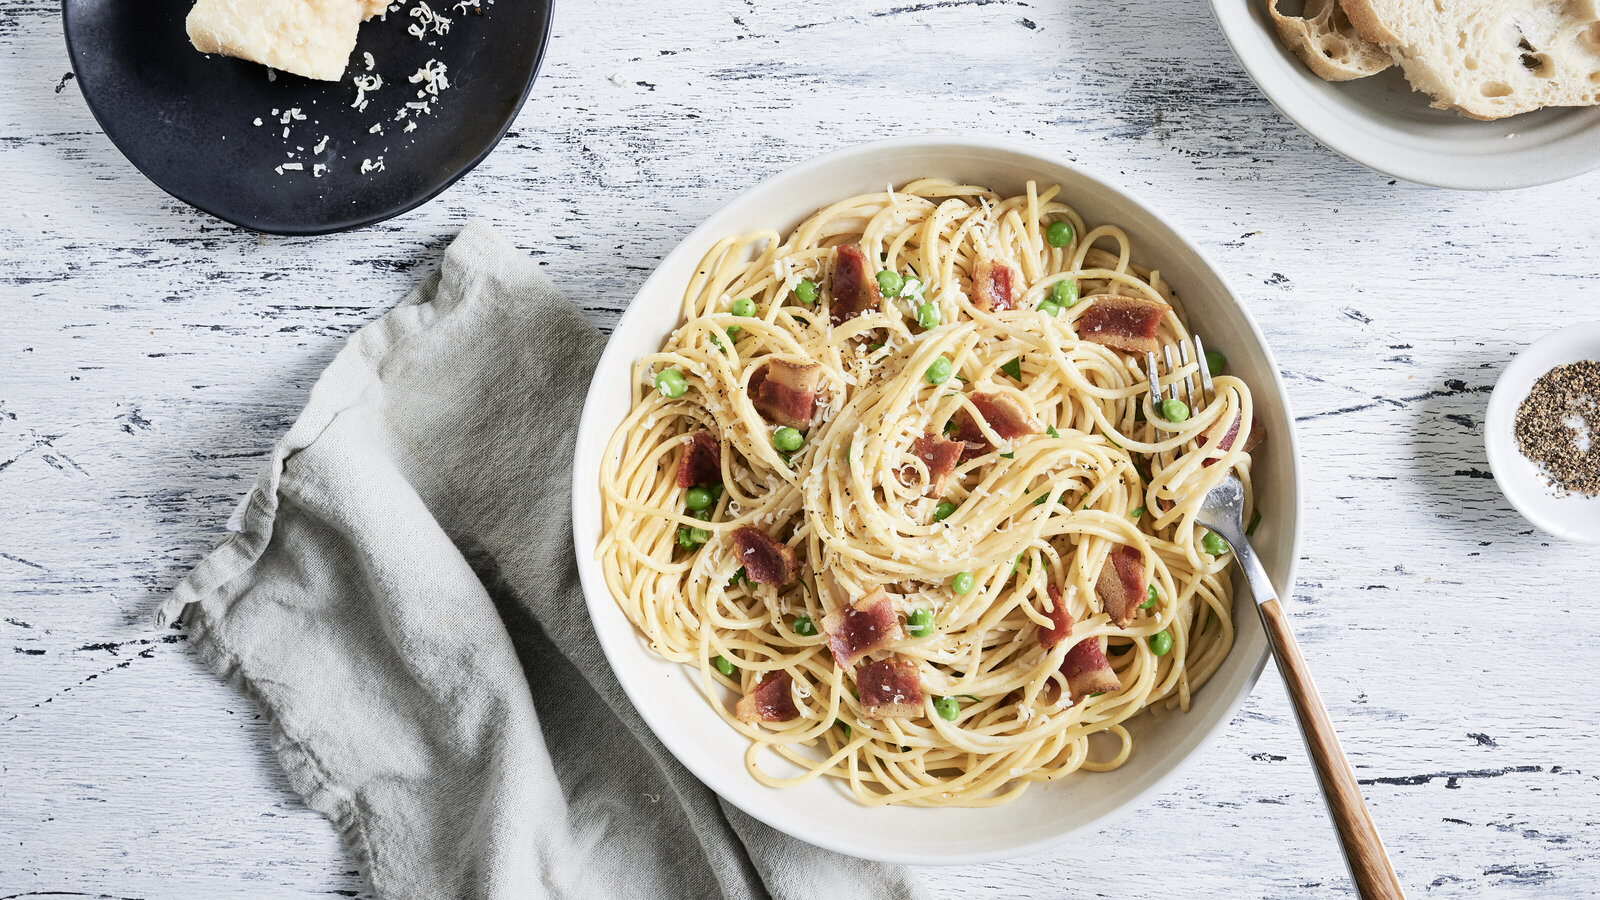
[1485,324,1600,543]
[1208,0,1600,190]
[571,136,1302,864]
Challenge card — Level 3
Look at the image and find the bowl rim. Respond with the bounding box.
[1205,0,1600,191]
[1484,322,1600,544]
[570,134,1304,864]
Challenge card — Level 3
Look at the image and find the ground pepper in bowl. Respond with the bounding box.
[1514,360,1600,496]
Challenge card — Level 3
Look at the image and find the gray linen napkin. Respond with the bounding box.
[157,222,928,900]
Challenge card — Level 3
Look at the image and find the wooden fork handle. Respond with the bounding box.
[1258,598,1406,899]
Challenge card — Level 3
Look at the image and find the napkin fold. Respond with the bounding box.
[158,223,927,900]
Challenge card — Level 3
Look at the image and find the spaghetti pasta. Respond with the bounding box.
[596,178,1259,807]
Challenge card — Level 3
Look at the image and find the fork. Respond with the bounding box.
[1147,337,1405,900]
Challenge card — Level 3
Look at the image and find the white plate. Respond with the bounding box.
[1208,0,1600,190]
[570,136,1303,864]
[1485,323,1600,542]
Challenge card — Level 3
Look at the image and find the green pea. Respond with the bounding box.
[1160,398,1190,422]
[1141,583,1158,609]
[793,615,816,636]
[795,280,818,305]
[727,566,747,587]
[908,608,934,638]
[1149,631,1172,656]
[916,301,941,329]
[654,368,687,398]
[1129,506,1145,519]
[1205,349,1227,376]
[1201,530,1229,556]
[951,571,974,594]
[1037,299,1062,317]
[678,525,710,549]
[1045,220,1075,248]
[684,486,713,510]
[773,427,804,452]
[713,655,735,676]
[934,500,957,521]
[731,297,756,317]
[1001,357,1022,381]
[1051,279,1079,307]
[934,696,960,721]
[876,270,904,297]
[926,356,953,385]
[726,325,741,339]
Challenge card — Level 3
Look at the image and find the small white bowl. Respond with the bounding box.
[1208,0,1600,190]
[1485,324,1600,543]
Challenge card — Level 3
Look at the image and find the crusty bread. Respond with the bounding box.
[1340,0,1600,119]
[1268,0,1395,81]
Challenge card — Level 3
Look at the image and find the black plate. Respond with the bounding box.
[62,0,552,235]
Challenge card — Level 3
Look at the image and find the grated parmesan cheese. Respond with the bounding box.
[352,73,383,111]
[407,1,451,38]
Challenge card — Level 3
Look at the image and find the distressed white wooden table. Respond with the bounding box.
[5,0,1600,896]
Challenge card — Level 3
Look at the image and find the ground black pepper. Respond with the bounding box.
[1514,360,1600,496]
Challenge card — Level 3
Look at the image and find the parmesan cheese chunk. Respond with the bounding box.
[186,0,384,82]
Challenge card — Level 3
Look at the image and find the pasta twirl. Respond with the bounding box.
[597,178,1259,807]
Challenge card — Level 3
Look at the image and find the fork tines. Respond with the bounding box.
[1145,333,1215,414]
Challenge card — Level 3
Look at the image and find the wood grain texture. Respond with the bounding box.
[4,0,1600,897]
[1259,598,1404,899]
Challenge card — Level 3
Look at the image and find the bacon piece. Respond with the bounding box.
[971,259,1017,312]
[912,432,963,496]
[1076,295,1170,354]
[733,526,798,586]
[1095,545,1145,627]
[1061,637,1121,700]
[856,658,923,719]
[954,391,1042,460]
[1041,581,1076,650]
[829,245,881,325]
[674,431,721,488]
[749,359,823,428]
[1242,419,1266,453]
[735,669,799,723]
[1201,416,1267,467]
[971,392,1040,440]
[822,587,903,668]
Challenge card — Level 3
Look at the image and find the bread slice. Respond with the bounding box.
[1341,0,1600,118]
[187,0,385,81]
[1268,0,1395,81]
